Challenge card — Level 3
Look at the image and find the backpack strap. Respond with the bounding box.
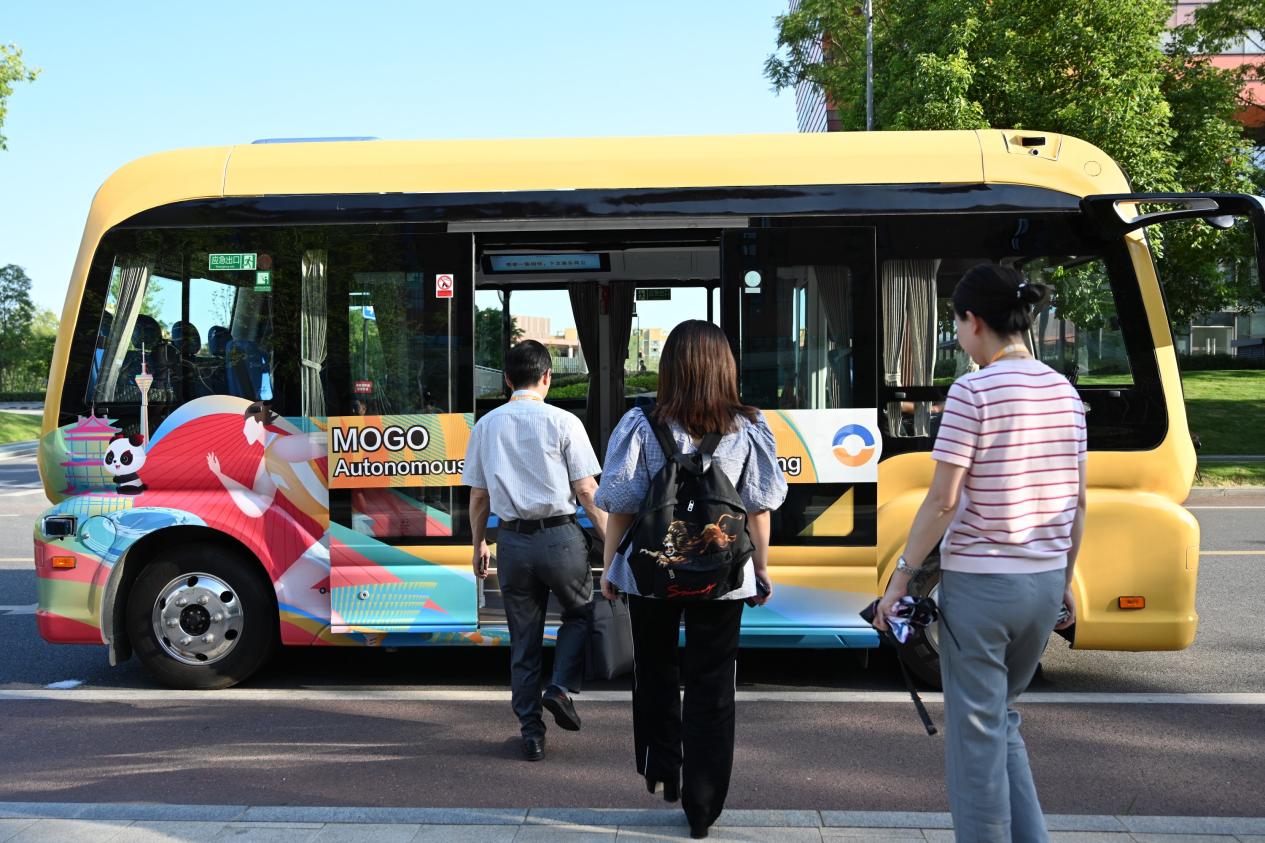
[646,413,680,460]
[698,433,722,456]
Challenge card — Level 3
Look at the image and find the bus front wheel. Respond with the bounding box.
[896,556,943,689]
[125,544,277,690]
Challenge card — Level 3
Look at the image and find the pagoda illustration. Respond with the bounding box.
[60,413,121,494]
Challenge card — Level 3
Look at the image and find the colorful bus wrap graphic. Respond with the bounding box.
[763,409,882,484]
[35,398,880,651]
[327,414,474,489]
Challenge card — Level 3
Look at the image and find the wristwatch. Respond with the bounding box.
[896,556,922,577]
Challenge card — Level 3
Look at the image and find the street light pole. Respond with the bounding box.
[864,0,874,131]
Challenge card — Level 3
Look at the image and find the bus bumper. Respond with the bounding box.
[1069,490,1200,652]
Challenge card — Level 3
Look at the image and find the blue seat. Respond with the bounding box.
[226,339,273,401]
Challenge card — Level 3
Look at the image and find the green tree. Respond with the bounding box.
[0,264,36,391]
[0,44,38,150]
[766,0,1259,326]
[20,308,57,390]
[475,306,522,369]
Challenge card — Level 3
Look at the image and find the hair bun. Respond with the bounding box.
[1018,282,1049,306]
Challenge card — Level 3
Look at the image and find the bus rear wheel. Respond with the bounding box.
[896,556,943,689]
[126,544,277,690]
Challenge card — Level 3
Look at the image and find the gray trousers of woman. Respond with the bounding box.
[939,568,1064,843]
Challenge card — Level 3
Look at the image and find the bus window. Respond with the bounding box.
[1023,257,1134,386]
[739,263,860,411]
[88,259,273,409]
[341,237,472,542]
[878,214,1155,448]
[474,288,512,400]
[881,259,940,437]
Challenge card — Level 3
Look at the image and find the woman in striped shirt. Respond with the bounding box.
[872,263,1085,843]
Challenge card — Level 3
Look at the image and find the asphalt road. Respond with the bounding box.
[1,448,1263,815]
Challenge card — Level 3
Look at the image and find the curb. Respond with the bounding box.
[0,803,1263,835]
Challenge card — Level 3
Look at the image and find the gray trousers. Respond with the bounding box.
[939,568,1064,843]
[496,521,593,738]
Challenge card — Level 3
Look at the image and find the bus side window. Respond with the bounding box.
[740,264,857,410]
[1025,257,1134,387]
[85,247,279,428]
[880,259,943,438]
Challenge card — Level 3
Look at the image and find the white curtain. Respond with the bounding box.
[96,258,152,403]
[301,250,328,416]
[813,265,852,408]
[882,259,940,436]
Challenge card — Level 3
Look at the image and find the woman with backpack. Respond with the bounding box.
[872,263,1085,842]
[595,319,787,840]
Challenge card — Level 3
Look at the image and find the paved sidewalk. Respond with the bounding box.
[1,803,1264,842]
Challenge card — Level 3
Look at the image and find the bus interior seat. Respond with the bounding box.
[226,338,270,401]
[171,320,201,357]
[172,320,220,397]
[204,326,232,394]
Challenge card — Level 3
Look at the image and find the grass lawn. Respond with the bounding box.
[1181,370,1265,455]
[1195,462,1265,487]
[0,411,41,445]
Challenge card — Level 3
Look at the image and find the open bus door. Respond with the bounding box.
[1081,193,1265,292]
[325,232,480,638]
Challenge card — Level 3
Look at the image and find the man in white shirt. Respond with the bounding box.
[462,340,607,762]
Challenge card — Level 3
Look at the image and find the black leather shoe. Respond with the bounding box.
[520,735,545,762]
[542,685,581,731]
[688,821,710,839]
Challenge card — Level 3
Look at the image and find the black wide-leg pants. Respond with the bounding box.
[628,595,744,829]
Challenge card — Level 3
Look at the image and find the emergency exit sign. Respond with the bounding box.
[636,288,671,301]
[209,253,257,271]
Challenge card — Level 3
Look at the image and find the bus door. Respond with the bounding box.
[721,227,881,644]
[326,232,479,636]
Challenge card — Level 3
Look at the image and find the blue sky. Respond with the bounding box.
[1,1,798,314]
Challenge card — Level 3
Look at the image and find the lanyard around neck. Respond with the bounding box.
[987,343,1030,366]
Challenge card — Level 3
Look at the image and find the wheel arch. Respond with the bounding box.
[103,525,276,666]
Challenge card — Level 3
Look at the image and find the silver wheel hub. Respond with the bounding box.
[151,573,244,665]
[925,581,942,654]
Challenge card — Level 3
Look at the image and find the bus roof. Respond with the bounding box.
[89,130,1127,236]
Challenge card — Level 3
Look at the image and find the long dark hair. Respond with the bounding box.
[951,263,1050,335]
[650,320,757,436]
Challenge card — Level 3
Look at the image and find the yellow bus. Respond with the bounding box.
[32,131,1265,688]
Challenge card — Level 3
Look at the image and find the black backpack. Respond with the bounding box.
[620,413,754,600]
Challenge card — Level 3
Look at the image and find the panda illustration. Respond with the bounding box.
[103,434,148,495]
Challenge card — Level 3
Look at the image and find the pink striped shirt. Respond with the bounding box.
[931,359,1087,574]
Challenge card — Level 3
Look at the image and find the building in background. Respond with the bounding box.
[515,316,586,373]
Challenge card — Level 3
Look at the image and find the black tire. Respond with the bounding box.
[126,543,278,690]
[896,555,943,689]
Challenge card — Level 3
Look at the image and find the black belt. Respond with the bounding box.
[499,514,577,534]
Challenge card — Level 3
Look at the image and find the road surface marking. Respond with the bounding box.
[0,558,30,562]
[0,604,37,615]
[0,488,43,497]
[1201,550,1264,556]
[44,679,83,690]
[1,688,1264,705]
[1188,505,1265,509]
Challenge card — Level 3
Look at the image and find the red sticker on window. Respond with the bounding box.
[436,274,454,298]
